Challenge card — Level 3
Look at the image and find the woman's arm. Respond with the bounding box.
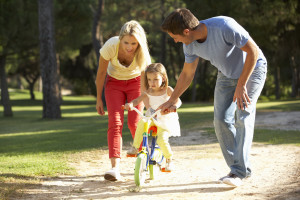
[95,56,109,115]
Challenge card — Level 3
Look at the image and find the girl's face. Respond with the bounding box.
[147,72,164,90]
[120,35,139,55]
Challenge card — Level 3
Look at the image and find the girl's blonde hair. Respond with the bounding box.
[119,20,151,70]
[144,63,169,90]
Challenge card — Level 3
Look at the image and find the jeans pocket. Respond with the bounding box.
[251,67,267,83]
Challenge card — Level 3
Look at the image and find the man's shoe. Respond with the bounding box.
[218,173,232,183]
[104,168,121,181]
[223,173,242,187]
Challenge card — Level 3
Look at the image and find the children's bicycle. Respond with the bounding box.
[122,105,170,186]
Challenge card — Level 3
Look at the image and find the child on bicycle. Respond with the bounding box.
[123,63,181,171]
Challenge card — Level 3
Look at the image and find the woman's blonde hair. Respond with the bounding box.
[144,63,169,90]
[119,20,151,70]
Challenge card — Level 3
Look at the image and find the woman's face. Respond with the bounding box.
[120,35,139,55]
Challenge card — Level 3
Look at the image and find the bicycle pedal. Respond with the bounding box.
[126,154,137,157]
[161,168,171,173]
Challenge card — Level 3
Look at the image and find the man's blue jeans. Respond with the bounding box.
[214,65,267,179]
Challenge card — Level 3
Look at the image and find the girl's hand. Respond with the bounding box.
[96,99,105,116]
[124,103,133,111]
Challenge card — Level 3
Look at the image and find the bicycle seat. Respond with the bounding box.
[148,126,157,136]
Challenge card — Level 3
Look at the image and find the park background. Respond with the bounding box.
[1,0,300,118]
[0,0,300,199]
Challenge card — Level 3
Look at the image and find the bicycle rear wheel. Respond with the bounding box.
[134,153,147,186]
[149,148,163,179]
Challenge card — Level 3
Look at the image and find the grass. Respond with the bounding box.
[0,89,300,199]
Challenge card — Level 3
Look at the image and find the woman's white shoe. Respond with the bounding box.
[104,168,121,181]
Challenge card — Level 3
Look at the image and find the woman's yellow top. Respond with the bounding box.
[100,36,142,80]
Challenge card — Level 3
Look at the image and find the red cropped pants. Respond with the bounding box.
[104,75,143,158]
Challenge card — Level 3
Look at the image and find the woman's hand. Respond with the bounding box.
[96,99,105,115]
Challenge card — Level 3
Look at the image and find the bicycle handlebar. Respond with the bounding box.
[121,105,176,123]
[121,105,161,121]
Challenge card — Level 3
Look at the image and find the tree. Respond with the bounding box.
[38,0,61,119]
[92,0,104,62]
[17,58,40,100]
[0,54,13,116]
[0,0,21,117]
[1,0,40,107]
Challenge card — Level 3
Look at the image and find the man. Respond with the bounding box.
[159,8,267,187]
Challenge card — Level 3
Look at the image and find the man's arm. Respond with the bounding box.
[159,58,199,113]
[234,39,259,110]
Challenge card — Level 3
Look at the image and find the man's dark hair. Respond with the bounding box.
[161,8,199,35]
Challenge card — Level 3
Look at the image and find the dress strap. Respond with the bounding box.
[144,92,150,97]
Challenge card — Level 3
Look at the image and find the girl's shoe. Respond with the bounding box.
[104,168,121,181]
[126,147,138,157]
[163,159,173,172]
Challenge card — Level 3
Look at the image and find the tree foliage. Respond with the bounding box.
[1,0,299,118]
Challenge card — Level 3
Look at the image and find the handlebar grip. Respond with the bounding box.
[162,108,176,113]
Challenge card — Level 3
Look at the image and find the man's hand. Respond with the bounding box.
[233,84,251,110]
[158,100,177,115]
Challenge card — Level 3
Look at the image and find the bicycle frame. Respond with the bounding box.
[121,105,165,185]
[125,106,164,162]
[140,120,164,167]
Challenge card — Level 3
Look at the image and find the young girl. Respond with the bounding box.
[123,63,181,171]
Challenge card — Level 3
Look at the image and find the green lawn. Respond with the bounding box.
[0,89,300,199]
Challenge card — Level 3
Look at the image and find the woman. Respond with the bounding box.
[95,20,151,181]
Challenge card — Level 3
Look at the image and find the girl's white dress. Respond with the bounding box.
[145,92,181,137]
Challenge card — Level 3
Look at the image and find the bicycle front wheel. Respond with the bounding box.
[134,153,147,186]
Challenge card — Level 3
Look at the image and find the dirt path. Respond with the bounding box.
[18,112,300,200]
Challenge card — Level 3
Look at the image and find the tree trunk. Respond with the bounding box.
[56,53,62,103]
[160,32,167,64]
[92,0,105,104]
[160,0,166,64]
[290,56,299,97]
[0,55,13,117]
[29,82,35,100]
[274,66,281,100]
[92,0,104,62]
[298,63,300,97]
[38,0,61,119]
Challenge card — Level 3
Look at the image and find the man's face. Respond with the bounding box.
[167,31,193,45]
